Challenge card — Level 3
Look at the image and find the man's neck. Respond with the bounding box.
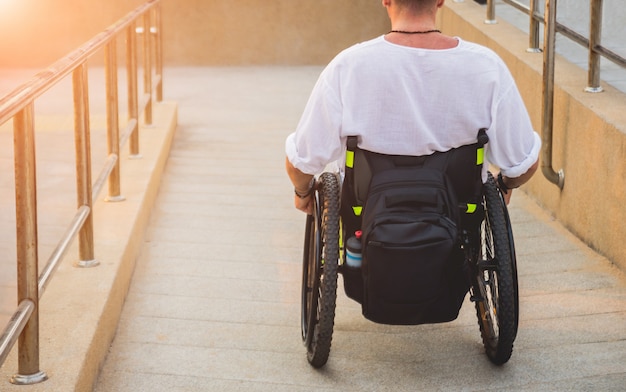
[383,32,458,50]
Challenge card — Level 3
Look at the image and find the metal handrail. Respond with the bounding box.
[490,0,626,83]
[0,0,163,384]
[480,0,625,188]
[540,0,565,189]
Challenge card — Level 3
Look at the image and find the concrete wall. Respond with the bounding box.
[439,2,626,271]
[0,0,389,67]
[159,0,390,65]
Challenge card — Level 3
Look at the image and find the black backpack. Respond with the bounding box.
[340,130,488,325]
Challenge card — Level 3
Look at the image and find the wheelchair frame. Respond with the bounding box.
[300,171,519,368]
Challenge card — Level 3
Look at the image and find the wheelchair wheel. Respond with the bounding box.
[473,172,519,365]
[300,172,340,368]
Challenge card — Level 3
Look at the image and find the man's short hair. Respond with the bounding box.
[395,0,439,13]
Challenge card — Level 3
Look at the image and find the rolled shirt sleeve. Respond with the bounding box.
[285,70,344,176]
[486,78,542,178]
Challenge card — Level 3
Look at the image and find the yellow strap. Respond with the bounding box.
[352,206,362,216]
[339,220,344,248]
[466,203,477,214]
[476,147,484,165]
[346,150,354,168]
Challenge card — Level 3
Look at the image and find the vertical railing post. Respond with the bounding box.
[143,11,153,126]
[127,22,141,158]
[527,0,542,53]
[154,3,163,102]
[541,0,565,189]
[485,0,497,24]
[11,104,48,385]
[72,64,99,267]
[586,0,604,93]
[105,38,125,202]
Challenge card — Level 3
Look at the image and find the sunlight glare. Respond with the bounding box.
[0,0,18,13]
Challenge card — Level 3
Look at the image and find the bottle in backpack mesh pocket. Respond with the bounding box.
[345,230,362,268]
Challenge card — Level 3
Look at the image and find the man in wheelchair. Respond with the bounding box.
[285,0,540,367]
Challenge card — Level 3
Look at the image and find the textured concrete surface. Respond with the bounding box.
[89,67,626,391]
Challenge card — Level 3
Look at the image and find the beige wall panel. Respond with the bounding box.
[160,0,390,65]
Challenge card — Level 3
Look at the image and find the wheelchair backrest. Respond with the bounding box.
[341,129,488,234]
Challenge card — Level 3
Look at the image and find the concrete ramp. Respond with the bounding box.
[1,67,625,391]
[94,68,626,391]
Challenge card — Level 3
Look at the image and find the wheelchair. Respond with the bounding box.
[300,131,519,368]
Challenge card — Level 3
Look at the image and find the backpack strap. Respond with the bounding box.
[341,136,366,237]
[420,128,487,216]
[341,129,488,232]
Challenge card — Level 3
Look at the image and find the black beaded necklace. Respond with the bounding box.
[388,29,441,34]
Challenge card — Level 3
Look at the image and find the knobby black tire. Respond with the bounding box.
[300,172,340,368]
[502,190,520,338]
[474,172,518,365]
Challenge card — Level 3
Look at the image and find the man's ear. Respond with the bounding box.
[382,0,392,7]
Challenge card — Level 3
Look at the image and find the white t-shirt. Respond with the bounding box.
[286,36,541,180]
